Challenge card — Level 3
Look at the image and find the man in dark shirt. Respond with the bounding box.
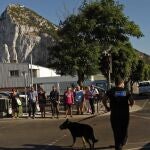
[102,77,134,150]
[49,86,60,118]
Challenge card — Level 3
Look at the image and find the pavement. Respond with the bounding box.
[0,104,142,120]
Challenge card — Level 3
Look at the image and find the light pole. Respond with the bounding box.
[22,71,27,113]
[30,53,33,87]
[103,46,112,89]
[107,53,112,89]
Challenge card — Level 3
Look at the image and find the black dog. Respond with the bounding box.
[59,119,98,149]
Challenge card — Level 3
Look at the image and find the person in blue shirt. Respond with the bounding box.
[74,85,84,115]
[89,85,99,114]
[27,87,38,119]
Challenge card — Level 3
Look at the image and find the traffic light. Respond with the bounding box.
[100,54,112,73]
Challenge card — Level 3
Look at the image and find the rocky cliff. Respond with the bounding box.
[0,4,58,65]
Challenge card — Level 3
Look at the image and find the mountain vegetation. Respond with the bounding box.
[135,50,150,64]
[7,4,58,39]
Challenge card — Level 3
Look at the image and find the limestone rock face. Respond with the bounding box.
[0,4,57,66]
[0,44,10,63]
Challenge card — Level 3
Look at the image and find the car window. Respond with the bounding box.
[139,82,150,87]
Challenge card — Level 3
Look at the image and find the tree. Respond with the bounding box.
[110,43,138,80]
[48,0,143,86]
[143,64,150,80]
[79,0,143,82]
[130,59,145,82]
[48,15,100,86]
[80,0,143,47]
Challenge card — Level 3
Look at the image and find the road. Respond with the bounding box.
[0,95,149,150]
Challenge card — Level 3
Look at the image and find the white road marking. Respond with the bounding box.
[142,99,150,109]
[126,145,150,150]
[125,140,150,150]
[48,134,67,146]
[127,140,150,145]
[131,114,150,120]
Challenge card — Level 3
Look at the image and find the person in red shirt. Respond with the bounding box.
[64,87,74,118]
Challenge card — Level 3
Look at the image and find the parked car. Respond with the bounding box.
[0,92,11,99]
[0,92,12,117]
[138,81,150,95]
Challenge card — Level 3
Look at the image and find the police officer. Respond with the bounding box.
[102,76,134,150]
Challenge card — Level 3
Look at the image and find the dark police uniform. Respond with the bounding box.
[106,87,131,150]
[49,90,59,117]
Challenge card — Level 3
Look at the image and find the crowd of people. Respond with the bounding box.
[10,84,101,119]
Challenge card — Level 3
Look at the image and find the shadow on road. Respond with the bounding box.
[0,144,115,150]
[140,142,150,150]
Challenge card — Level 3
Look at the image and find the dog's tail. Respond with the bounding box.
[92,135,98,143]
[91,131,98,143]
[93,138,98,143]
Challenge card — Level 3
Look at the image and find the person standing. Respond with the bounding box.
[84,86,92,113]
[74,85,84,115]
[10,88,19,118]
[27,87,38,119]
[38,87,46,118]
[102,77,134,150]
[64,87,74,118]
[89,85,99,114]
[49,86,60,118]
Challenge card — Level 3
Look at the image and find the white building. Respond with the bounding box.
[29,64,60,78]
[0,63,106,94]
[0,63,59,90]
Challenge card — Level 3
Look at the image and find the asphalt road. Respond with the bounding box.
[0,95,149,150]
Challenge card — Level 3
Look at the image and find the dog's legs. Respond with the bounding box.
[84,137,92,149]
[82,136,86,149]
[92,142,94,150]
[91,132,98,149]
[71,136,76,147]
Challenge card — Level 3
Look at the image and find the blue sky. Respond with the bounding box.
[0,0,149,55]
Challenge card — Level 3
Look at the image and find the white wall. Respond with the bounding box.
[38,66,60,77]
[29,64,60,77]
